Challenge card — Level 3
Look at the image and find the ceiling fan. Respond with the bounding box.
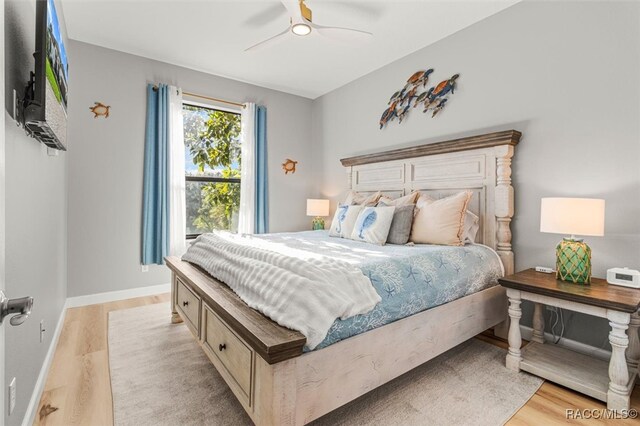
[245,0,373,52]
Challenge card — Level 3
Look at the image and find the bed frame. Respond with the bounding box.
[166,129,521,425]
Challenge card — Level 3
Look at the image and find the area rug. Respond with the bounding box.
[109,303,542,426]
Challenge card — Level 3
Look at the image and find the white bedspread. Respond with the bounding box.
[182,232,381,349]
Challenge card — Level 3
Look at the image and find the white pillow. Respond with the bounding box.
[350,206,396,245]
[329,204,363,238]
[462,211,480,244]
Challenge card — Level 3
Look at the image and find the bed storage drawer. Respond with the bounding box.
[202,303,253,407]
[176,278,201,336]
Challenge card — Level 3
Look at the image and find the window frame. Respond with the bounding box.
[183,100,242,240]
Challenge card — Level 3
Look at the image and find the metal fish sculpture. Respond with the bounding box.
[406,69,434,87]
[431,98,448,117]
[388,88,406,105]
[413,90,430,108]
[431,74,459,99]
[400,86,418,106]
[380,70,459,128]
[423,74,459,113]
[422,88,438,112]
[397,104,411,123]
[358,210,378,239]
[380,102,398,129]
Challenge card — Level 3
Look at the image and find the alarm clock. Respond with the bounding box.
[606,267,640,288]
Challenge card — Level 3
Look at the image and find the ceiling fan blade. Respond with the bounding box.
[245,27,291,52]
[310,23,373,43]
[281,0,302,18]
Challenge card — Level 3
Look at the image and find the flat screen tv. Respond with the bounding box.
[22,0,68,150]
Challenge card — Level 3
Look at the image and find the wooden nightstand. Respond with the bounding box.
[499,269,640,411]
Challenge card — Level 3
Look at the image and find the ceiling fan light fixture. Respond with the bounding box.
[291,23,312,36]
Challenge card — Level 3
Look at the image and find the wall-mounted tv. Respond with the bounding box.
[22,0,68,150]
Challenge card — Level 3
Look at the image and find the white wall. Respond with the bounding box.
[312,0,640,347]
[0,0,6,421]
[66,41,315,297]
[4,1,68,424]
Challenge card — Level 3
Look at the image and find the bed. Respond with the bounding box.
[165,129,521,425]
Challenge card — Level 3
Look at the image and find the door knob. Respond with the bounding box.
[0,291,34,326]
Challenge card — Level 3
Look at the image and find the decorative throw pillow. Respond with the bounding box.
[377,191,420,207]
[350,206,396,245]
[462,211,480,244]
[329,204,364,238]
[410,191,472,246]
[378,202,415,245]
[343,190,382,206]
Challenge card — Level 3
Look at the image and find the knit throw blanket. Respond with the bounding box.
[182,232,381,349]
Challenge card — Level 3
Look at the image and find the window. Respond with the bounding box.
[183,103,241,238]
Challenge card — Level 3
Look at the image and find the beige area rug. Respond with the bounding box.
[109,303,542,426]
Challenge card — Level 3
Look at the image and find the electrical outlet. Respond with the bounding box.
[9,377,16,415]
[141,265,149,273]
[40,320,46,343]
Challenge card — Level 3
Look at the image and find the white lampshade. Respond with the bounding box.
[540,198,605,237]
[306,199,330,217]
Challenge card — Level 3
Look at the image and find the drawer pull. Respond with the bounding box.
[219,343,226,352]
[182,301,189,307]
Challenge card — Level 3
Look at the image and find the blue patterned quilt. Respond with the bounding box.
[255,231,504,351]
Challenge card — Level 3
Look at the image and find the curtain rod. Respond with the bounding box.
[152,85,245,109]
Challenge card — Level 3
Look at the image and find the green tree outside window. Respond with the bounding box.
[183,104,241,235]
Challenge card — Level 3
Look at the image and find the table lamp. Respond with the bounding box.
[306,199,330,230]
[540,197,605,284]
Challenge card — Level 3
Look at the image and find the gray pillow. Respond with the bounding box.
[379,202,415,244]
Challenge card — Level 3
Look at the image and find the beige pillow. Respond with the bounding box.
[377,191,419,207]
[410,191,473,246]
[343,190,382,206]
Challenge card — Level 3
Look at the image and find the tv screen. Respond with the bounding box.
[23,0,68,150]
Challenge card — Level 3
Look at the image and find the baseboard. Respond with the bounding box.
[65,283,171,308]
[519,325,611,361]
[21,300,68,426]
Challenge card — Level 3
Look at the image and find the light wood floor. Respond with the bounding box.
[34,294,170,426]
[34,294,639,426]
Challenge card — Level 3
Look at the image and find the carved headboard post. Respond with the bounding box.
[494,145,515,275]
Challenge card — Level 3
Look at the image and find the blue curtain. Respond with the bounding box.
[142,84,170,264]
[254,106,268,233]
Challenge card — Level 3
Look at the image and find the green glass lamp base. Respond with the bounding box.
[556,238,592,284]
[311,217,325,230]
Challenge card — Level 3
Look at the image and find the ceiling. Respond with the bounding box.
[60,0,518,99]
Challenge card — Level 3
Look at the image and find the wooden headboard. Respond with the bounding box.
[340,130,521,275]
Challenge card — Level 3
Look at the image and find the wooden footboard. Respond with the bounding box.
[166,256,507,425]
[166,256,306,364]
[291,284,507,424]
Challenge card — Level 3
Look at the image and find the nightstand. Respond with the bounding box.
[499,269,640,411]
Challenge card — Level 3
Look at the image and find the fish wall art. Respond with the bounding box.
[379,69,459,129]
